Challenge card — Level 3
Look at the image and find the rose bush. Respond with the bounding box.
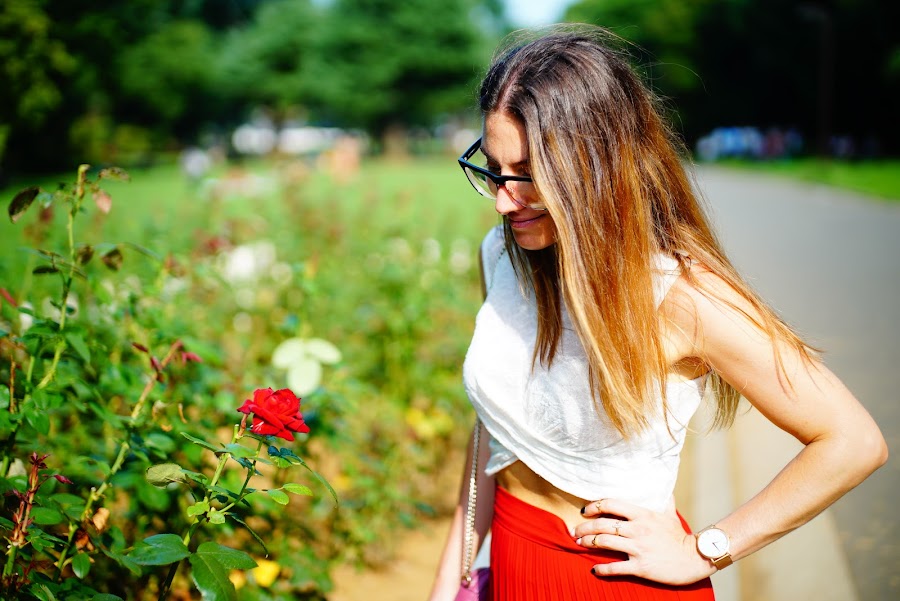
[0,158,487,598]
[237,387,310,441]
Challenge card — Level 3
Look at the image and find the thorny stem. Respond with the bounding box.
[158,425,252,601]
[0,362,17,477]
[4,456,48,582]
[55,341,179,580]
[36,166,87,391]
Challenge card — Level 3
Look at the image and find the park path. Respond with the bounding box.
[691,165,899,601]
[331,166,899,601]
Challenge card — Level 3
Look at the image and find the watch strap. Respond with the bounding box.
[711,553,733,570]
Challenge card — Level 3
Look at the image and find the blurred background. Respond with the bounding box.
[2,0,899,178]
[0,1,897,600]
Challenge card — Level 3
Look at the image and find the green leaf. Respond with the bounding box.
[31,507,64,525]
[181,432,222,453]
[66,332,91,364]
[271,456,292,468]
[227,515,269,556]
[224,443,257,459]
[145,463,187,488]
[26,583,57,601]
[196,542,257,570]
[9,187,40,223]
[25,408,50,435]
[127,534,190,566]
[102,549,142,576]
[266,489,290,505]
[123,241,162,262]
[93,595,125,601]
[72,551,91,579]
[292,456,339,506]
[189,551,237,601]
[187,500,210,517]
[208,510,226,525]
[283,482,313,496]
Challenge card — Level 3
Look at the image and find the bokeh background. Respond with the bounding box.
[1,1,897,600]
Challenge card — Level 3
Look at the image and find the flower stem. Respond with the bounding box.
[157,425,246,601]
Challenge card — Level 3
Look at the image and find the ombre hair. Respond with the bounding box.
[479,25,815,437]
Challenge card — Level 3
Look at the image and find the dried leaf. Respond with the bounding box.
[9,187,41,223]
[101,248,123,271]
[91,507,110,532]
[76,245,94,265]
[98,167,130,181]
[93,189,112,214]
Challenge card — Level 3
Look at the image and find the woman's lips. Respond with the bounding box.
[509,214,546,229]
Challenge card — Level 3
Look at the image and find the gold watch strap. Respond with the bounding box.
[712,553,733,570]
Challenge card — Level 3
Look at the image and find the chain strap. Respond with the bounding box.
[460,419,481,585]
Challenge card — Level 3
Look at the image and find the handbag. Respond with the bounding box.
[454,419,490,601]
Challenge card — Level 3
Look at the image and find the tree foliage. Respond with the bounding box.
[1,0,499,173]
[565,0,900,153]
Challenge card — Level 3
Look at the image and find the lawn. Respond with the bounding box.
[712,158,900,202]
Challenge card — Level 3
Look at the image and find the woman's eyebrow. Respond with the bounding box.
[480,145,530,170]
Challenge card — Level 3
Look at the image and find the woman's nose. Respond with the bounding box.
[494,185,521,214]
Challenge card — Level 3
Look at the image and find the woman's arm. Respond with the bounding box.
[428,421,495,601]
[572,268,888,585]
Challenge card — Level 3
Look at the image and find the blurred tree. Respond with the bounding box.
[117,20,221,129]
[308,0,492,150]
[1,0,506,172]
[565,0,900,155]
[218,0,322,121]
[0,0,76,171]
[566,0,713,93]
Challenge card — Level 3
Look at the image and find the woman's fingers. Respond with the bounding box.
[573,517,628,541]
[580,497,642,519]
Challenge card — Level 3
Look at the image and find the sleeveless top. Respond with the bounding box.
[462,226,706,513]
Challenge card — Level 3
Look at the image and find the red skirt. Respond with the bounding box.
[489,486,715,600]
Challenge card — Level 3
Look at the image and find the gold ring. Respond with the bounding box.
[594,499,605,513]
[613,520,622,536]
[592,534,600,547]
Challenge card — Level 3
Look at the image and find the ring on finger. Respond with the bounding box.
[613,520,622,537]
[594,499,605,513]
[591,534,600,547]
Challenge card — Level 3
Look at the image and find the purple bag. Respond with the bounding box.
[454,567,490,601]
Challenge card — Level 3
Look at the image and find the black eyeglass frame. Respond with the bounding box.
[458,138,544,210]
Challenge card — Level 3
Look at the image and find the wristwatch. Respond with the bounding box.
[696,526,733,570]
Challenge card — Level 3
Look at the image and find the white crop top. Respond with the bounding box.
[462,226,706,513]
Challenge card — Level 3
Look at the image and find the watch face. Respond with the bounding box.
[697,528,730,558]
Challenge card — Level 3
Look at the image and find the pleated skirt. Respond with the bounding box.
[489,486,715,600]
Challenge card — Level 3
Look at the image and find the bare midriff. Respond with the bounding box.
[495,459,590,532]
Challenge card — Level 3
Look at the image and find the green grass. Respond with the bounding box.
[0,156,497,273]
[713,158,900,202]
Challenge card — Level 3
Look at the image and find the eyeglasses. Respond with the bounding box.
[457,138,547,211]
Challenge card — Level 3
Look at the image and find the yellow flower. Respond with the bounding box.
[229,570,247,590]
[252,559,281,588]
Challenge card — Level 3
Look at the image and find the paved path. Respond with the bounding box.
[691,166,899,601]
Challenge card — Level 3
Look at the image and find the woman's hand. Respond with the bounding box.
[571,498,714,586]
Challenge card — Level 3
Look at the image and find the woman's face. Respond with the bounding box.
[482,112,556,250]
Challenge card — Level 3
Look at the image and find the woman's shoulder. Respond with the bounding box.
[479,225,506,276]
[659,262,769,360]
[480,224,504,254]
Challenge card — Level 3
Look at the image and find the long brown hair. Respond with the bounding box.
[479,25,815,437]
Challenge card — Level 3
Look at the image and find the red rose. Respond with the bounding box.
[237,388,310,441]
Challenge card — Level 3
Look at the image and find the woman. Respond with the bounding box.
[429,26,887,601]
